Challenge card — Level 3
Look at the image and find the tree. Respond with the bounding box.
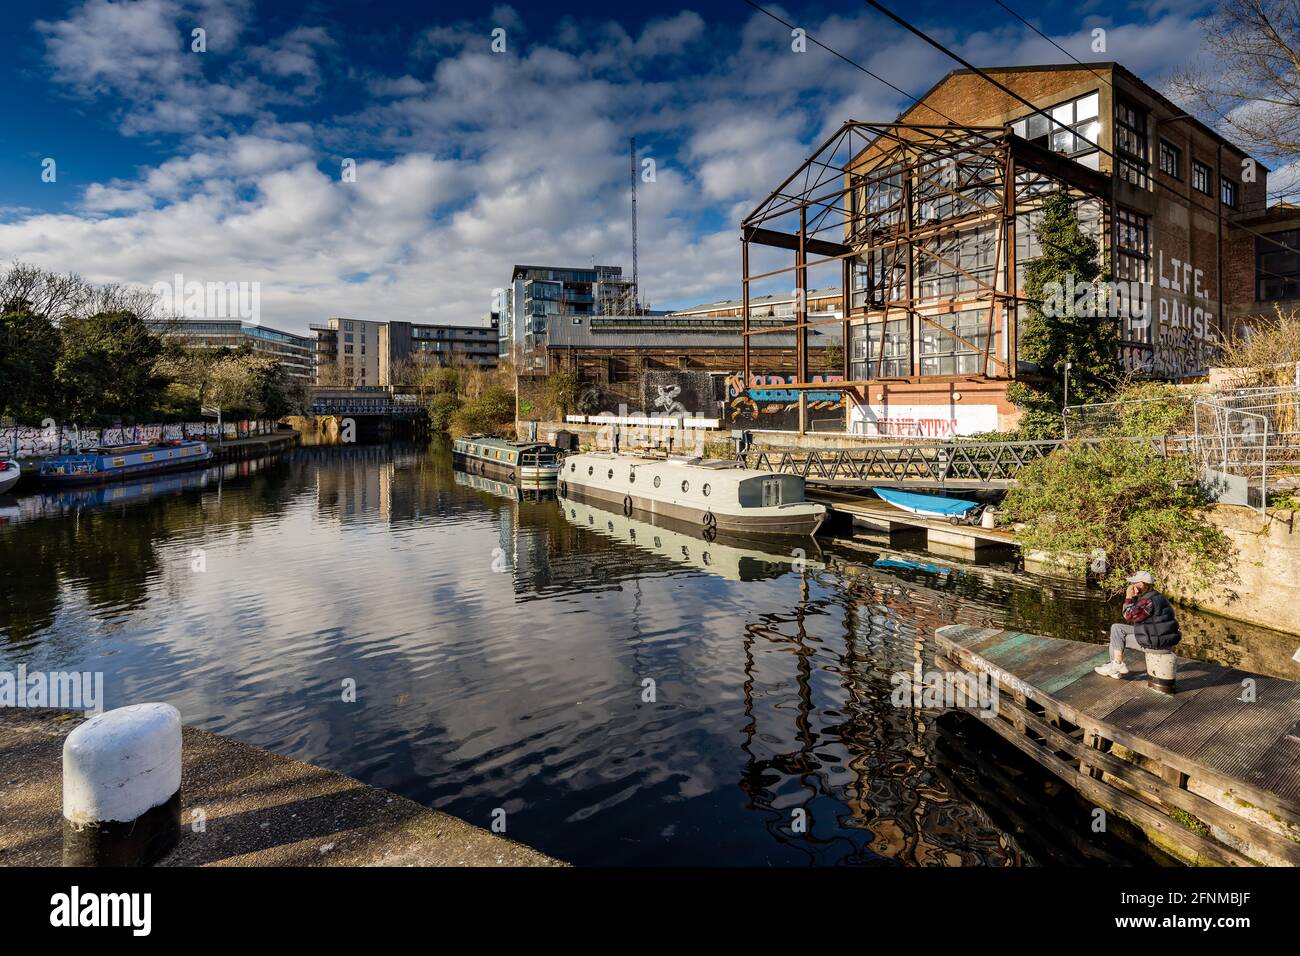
[53,311,167,424]
[1007,192,1119,438]
[197,348,297,419]
[427,392,461,432]
[0,307,60,423]
[1168,0,1300,198]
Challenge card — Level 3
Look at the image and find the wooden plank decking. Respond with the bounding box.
[935,624,1300,866]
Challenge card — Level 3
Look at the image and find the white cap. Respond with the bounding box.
[1126,570,1155,585]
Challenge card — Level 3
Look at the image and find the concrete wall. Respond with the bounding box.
[1174,506,1300,635]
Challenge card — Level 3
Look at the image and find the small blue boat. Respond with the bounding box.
[873,486,980,521]
[873,557,956,575]
[40,441,213,486]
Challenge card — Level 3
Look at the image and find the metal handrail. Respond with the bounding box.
[737,436,1176,486]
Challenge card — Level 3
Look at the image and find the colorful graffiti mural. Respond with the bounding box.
[723,372,846,430]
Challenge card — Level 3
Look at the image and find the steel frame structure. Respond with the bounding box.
[739,120,1112,392]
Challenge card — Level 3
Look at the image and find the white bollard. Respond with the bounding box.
[1145,651,1177,695]
[62,703,182,866]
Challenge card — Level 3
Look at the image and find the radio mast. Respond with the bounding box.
[630,136,639,314]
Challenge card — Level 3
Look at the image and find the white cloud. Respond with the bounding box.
[6,0,1259,333]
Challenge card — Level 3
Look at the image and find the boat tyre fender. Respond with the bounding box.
[559,480,567,496]
[947,514,961,526]
[702,510,717,529]
[702,524,716,542]
[507,470,515,482]
[623,495,633,516]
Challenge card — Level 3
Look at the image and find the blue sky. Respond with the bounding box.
[0,0,1252,332]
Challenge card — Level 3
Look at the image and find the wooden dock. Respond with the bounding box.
[935,624,1300,866]
[811,490,1018,556]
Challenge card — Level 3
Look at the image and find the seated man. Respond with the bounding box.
[1095,570,1182,678]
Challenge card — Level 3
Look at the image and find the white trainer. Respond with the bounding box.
[1094,660,1130,678]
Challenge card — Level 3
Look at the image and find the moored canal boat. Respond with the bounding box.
[0,460,21,494]
[558,493,820,581]
[39,440,213,485]
[559,452,825,537]
[451,435,563,482]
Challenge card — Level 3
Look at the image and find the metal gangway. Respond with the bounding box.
[736,439,1067,489]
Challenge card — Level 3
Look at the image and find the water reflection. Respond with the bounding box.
[0,439,1292,866]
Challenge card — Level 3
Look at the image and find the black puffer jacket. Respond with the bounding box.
[1134,590,1181,650]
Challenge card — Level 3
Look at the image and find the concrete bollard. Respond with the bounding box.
[62,703,182,866]
[1145,651,1177,695]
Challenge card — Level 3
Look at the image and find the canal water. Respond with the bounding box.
[1,440,1294,866]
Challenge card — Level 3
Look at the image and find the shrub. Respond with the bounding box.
[1106,380,1194,438]
[449,385,515,437]
[999,438,1232,594]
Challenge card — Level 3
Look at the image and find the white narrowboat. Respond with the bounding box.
[558,452,825,537]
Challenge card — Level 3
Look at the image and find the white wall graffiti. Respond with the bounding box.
[1121,251,1220,379]
[0,420,276,459]
[849,402,999,438]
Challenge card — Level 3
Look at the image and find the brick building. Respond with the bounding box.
[539,313,844,430]
[743,62,1270,437]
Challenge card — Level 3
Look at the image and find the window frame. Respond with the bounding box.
[1220,176,1238,209]
[1192,160,1213,195]
[1114,98,1150,188]
[1158,139,1181,179]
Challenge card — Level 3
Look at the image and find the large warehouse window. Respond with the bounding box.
[916,224,998,302]
[851,319,910,379]
[1115,99,1150,188]
[1257,229,1300,301]
[1115,209,1150,283]
[919,310,989,376]
[1010,91,1101,169]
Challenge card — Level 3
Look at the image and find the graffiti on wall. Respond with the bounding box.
[722,372,846,430]
[1120,252,1220,379]
[0,420,272,459]
[639,371,716,418]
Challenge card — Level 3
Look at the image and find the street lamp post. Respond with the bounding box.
[1062,361,1073,438]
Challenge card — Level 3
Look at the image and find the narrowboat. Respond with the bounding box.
[558,493,819,581]
[559,452,825,537]
[451,435,563,482]
[39,440,213,486]
[452,469,556,502]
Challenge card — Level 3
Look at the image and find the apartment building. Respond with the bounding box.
[496,263,637,365]
[155,319,315,385]
[313,316,498,386]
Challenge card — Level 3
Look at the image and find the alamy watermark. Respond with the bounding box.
[890,663,998,718]
[153,273,261,323]
[1,665,104,712]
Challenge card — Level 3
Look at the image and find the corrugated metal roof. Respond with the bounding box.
[545,315,842,349]
[672,287,842,313]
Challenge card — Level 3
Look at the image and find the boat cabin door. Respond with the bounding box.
[761,478,783,508]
